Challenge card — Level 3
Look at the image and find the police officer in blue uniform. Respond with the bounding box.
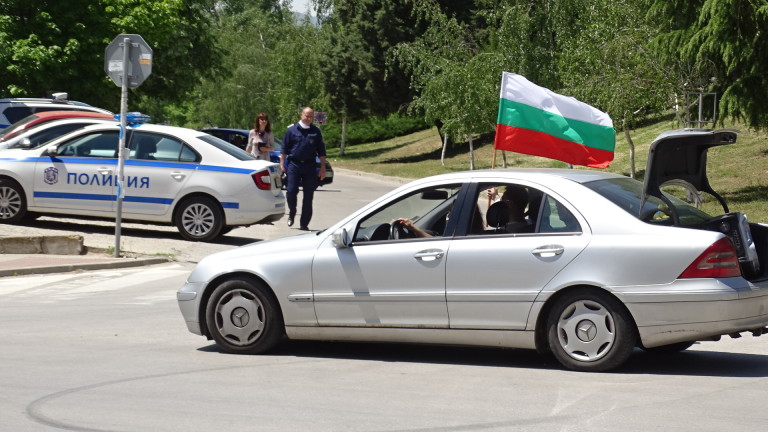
[280,107,327,230]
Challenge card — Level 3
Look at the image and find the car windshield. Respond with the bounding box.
[583,177,713,226]
[0,114,39,141]
[197,134,257,161]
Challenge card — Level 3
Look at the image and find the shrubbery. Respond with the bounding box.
[320,114,429,148]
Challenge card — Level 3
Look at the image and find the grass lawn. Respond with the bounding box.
[327,118,768,221]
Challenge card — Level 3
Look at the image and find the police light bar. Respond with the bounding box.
[114,112,151,124]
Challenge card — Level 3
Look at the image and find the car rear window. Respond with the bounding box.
[583,177,712,226]
[197,134,257,161]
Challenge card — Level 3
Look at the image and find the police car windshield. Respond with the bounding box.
[197,134,257,161]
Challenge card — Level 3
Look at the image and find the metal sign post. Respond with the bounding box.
[104,34,152,257]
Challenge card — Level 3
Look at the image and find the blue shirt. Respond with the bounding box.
[281,123,326,163]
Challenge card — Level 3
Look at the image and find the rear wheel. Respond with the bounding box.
[205,279,283,354]
[0,178,27,223]
[174,196,223,241]
[546,290,636,372]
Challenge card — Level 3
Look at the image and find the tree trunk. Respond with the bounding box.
[468,135,475,170]
[623,117,636,178]
[440,132,448,166]
[501,150,507,168]
[339,111,347,156]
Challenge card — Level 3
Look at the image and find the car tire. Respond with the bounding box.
[174,196,223,242]
[205,278,284,354]
[546,289,636,372]
[0,178,27,223]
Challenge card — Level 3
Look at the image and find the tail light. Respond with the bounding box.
[679,237,742,279]
[251,169,272,190]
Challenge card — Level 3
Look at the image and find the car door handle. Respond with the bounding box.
[413,249,445,262]
[170,171,186,181]
[532,245,564,258]
[97,167,113,175]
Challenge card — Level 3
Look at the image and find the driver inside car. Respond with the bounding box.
[393,217,433,238]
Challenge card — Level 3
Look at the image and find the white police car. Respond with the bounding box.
[0,116,284,241]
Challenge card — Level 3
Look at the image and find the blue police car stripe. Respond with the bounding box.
[34,191,241,209]
[1,156,264,175]
[34,192,115,201]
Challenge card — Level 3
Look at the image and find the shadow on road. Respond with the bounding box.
[23,217,262,247]
[199,340,768,377]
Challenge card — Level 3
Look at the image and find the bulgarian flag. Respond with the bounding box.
[494,72,615,168]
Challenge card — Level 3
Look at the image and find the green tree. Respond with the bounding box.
[0,0,221,115]
[649,0,768,129]
[188,2,326,131]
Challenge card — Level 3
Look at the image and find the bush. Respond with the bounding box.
[320,113,429,148]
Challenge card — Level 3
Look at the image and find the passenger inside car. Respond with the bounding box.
[476,184,533,234]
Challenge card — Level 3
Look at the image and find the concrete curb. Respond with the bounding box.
[0,255,173,278]
[0,234,85,254]
[0,235,173,277]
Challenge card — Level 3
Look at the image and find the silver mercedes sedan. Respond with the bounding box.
[178,129,768,371]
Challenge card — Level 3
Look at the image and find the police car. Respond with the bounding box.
[0,116,284,241]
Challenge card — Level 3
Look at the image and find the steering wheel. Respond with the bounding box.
[390,220,413,239]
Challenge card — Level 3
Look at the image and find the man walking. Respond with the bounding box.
[280,107,327,230]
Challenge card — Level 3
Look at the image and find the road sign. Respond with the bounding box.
[104,34,153,88]
[104,34,153,257]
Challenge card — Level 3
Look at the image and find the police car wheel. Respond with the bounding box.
[175,196,224,242]
[0,178,27,223]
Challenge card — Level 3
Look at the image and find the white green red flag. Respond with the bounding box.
[494,72,615,168]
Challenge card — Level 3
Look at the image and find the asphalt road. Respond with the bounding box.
[1,168,410,263]
[1,264,767,432]
[2,169,768,431]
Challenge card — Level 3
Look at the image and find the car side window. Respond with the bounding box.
[56,131,118,158]
[538,195,582,233]
[468,182,543,235]
[353,184,462,243]
[129,132,197,162]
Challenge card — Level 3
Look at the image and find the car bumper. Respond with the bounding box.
[177,282,203,335]
[618,278,768,347]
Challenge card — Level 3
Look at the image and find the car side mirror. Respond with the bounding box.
[18,138,33,149]
[331,228,351,248]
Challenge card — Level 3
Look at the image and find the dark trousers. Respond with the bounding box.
[285,161,317,227]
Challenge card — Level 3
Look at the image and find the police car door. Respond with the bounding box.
[33,129,118,213]
[121,131,196,216]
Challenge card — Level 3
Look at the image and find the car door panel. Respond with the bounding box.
[445,234,589,329]
[32,131,117,213]
[311,239,451,327]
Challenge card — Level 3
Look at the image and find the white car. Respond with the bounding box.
[177,129,768,371]
[0,116,116,150]
[0,119,284,241]
[0,93,112,129]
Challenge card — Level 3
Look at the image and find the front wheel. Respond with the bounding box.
[174,196,223,241]
[546,290,636,372]
[0,178,27,223]
[205,279,284,354]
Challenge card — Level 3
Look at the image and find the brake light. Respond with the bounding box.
[679,237,742,278]
[252,169,272,190]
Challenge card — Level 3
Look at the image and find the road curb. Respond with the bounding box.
[0,234,85,254]
[0,255,173,278]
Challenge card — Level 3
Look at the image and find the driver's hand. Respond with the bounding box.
[395,218,412,228]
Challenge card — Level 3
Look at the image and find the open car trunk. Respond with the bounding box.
[643,129,768,282]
